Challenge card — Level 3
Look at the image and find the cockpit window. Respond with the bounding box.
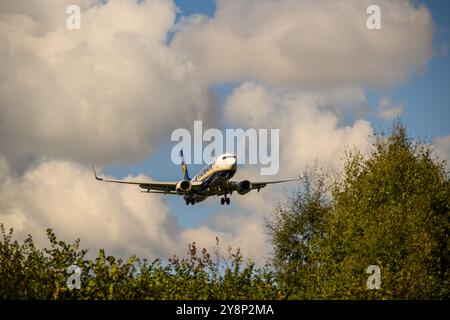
[222,155,236,160]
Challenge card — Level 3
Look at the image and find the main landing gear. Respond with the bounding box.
[185,198,195,205]
[220,194,231,205]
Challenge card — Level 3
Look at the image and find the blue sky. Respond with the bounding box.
[104,0,450,228]
[366,0,450,139]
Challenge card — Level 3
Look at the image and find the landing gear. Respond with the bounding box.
[185,198,195,205]
[220,194,231,205]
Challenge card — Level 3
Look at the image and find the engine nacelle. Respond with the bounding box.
[176,180,192,194]
[236,180,252,195]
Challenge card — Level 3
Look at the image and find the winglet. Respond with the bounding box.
[92,166,102,181]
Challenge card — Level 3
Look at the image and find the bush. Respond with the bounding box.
[0,226,279,299]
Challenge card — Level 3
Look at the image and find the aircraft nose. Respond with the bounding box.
[225,157,237,169]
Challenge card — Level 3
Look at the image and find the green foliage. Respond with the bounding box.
[267,164,332,298]
[0,226,278,299]
[268,122,450,299]
[0,225,87,299]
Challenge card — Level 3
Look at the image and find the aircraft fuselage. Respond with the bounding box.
[184,153,237,203]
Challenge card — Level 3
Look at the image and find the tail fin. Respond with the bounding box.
[179,149,190,181]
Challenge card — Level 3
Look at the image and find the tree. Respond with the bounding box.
[267,164,331,299]
[268,122,450,299]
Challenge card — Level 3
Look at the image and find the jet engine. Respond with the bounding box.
[236,180,252,195]
[176,180,192,193]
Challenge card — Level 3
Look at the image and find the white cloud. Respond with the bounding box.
[172,0,433,88]
[225,82,374,174]
[0,0,217,170]
[433,135,450,167]
[0,158,181,258]
[376,97,403,120]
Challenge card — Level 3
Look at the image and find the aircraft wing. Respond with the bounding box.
[92,167,201,194]
[206,177,302,196]
[247,177,302,190]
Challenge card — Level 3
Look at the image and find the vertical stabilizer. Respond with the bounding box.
[179,149,190,181]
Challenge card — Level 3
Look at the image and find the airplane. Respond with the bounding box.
[93,150,301,205]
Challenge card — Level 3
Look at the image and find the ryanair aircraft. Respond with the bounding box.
[93,151,301,205]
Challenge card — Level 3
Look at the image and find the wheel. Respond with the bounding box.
[226,198,230,205]
[220,198,225,205]
[185,199,190,205]
[190,199,195,205]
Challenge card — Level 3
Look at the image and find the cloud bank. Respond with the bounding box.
[172,0,433,88]
[0,0,216,170]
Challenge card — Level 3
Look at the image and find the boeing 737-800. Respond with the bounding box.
[93,151,301,205]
